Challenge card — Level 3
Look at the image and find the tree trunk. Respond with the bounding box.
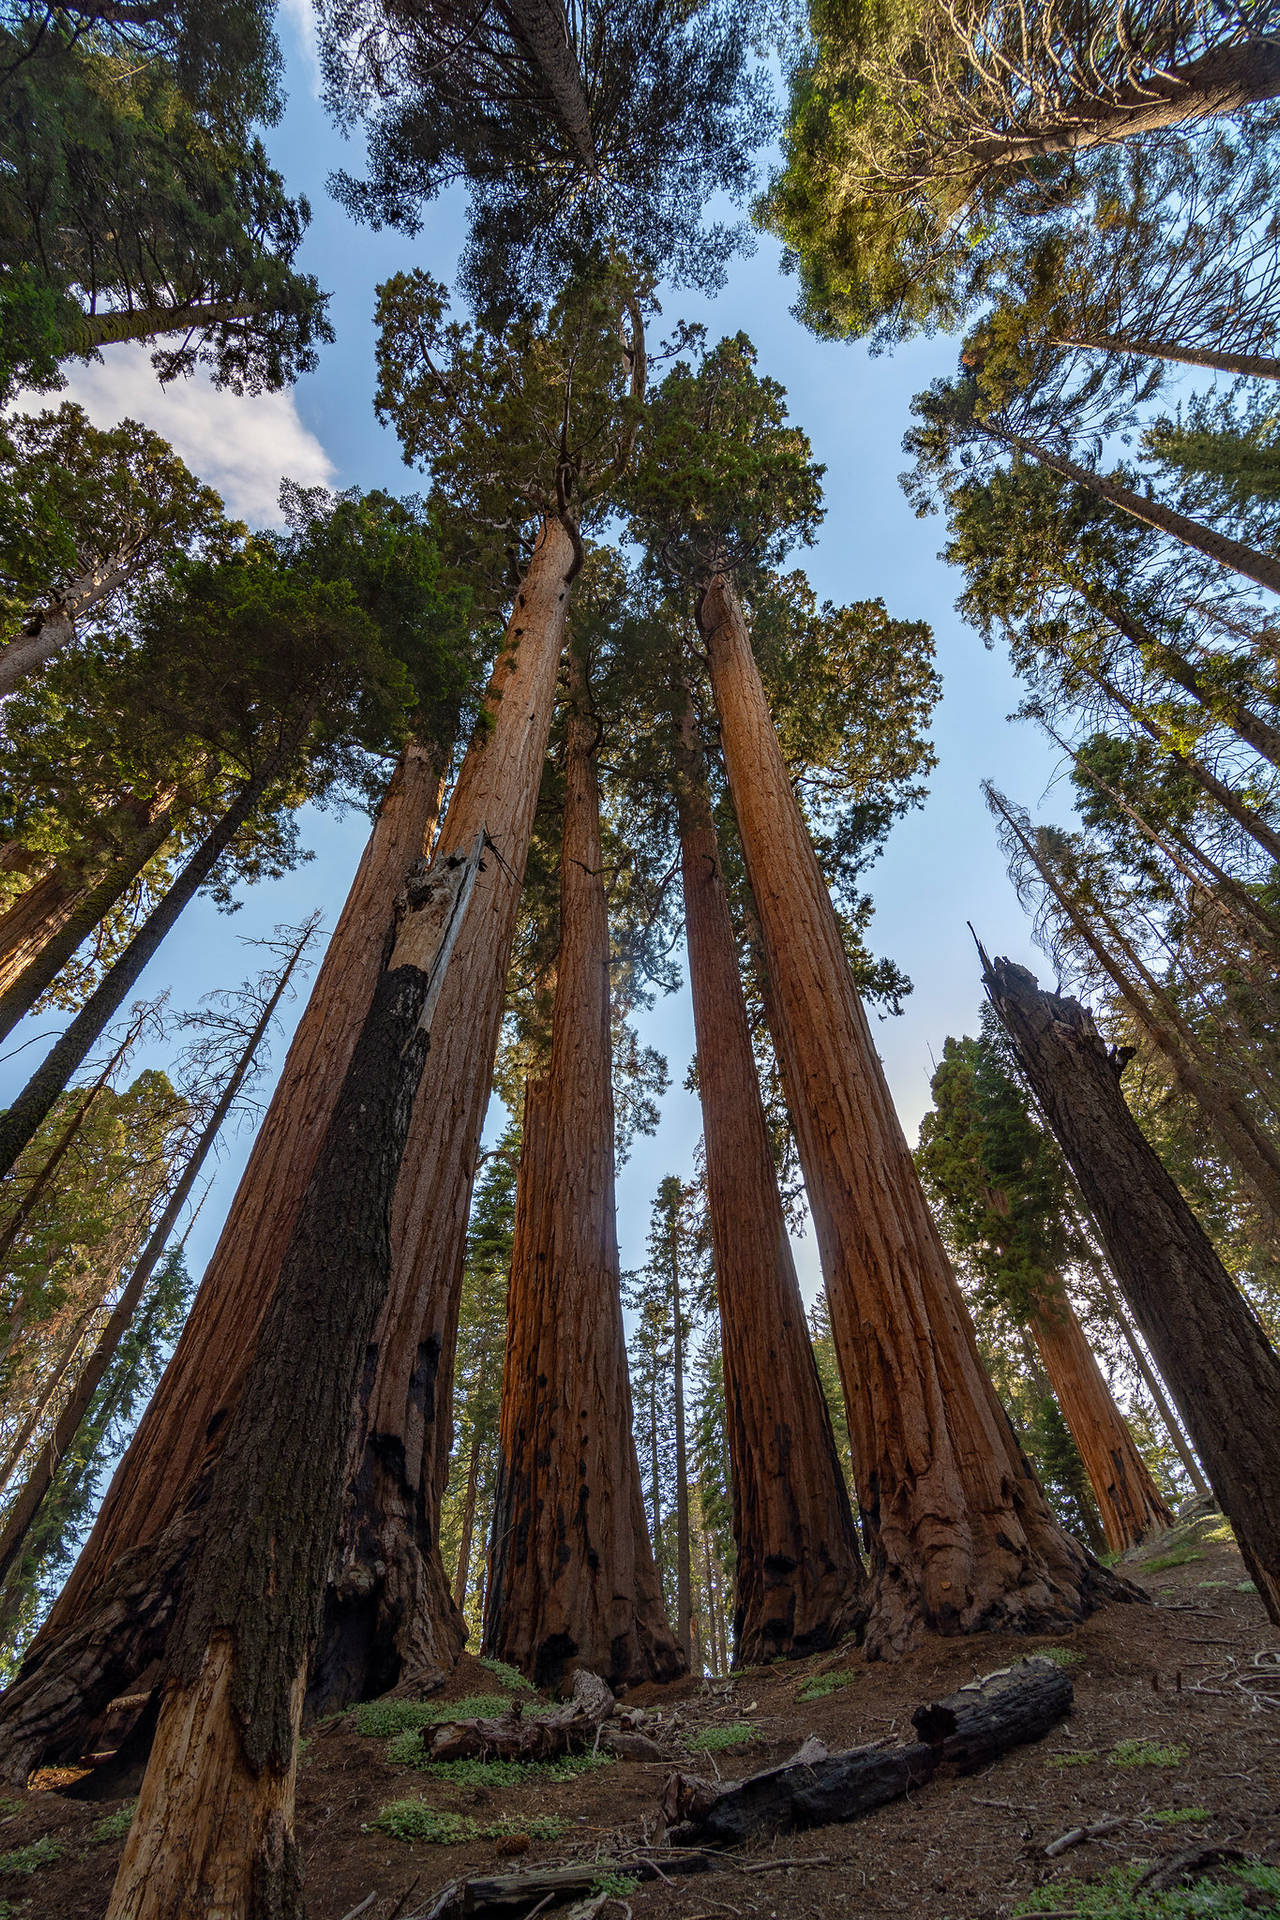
[103,836,484,1920]
[317,515,579,1707]
[0,556,137,698]
[0,924,310,1587]
[0,868,82,999]
[500,0,594,162]
[672,699,863,1662]
[0,753,290,1184]
[0,741,447,1781]
[1065,335,1280,384]
[701,571,1122,1653]
[1085,1255,1210,1500]
[0,808,175,1045]
[998,426,1280,598]
[68,300,260,356]
[672,1257,693,1665]
[452,1422,484,1618]
[970,38,1280,169]
[983,956,1280,1626]
[1028,1282,1172,1553]
[484,652,682,1691]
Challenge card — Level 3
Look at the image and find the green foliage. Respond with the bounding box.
[354,1692,525,1737]
[1141,1549,1205,1574]
[592,1873,642,1898]
[1036,1646,1083,1668]
[369,1799,570,1845]
[1108,1739,1189,1768]
[1013,1860,1280,1918]
[797,1668,859,1699]
[686,1723,755,1751]
[0,1834,61,1874]
[1151,1808,1211,1826]
[1047,1749,1099,1768]
[477,1657,535,1694]
[90,1803,136,1844]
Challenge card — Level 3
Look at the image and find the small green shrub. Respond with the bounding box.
[355,1692,519,1737]
[1036,1646,1083,1668]
[477,1658,535,1694]
[546,1751,615,1780]
[487,1814,568,1841]
[592,1871,642,1897]
[1047,1749,1099,1768]
[1151,1808,1210,1827]
[1108,1739,1188,1769]
[1013,1860,1280,1917]
[368,1801,472,1844]
[91,1802,136,1844]
[1199,1521,1235,1545]
[1141,1548,1205,1574]
[686,1724,755,1752]
[797,1669,859,1700]
[1236,1580,1257,1593]
[0,1835,62,1875]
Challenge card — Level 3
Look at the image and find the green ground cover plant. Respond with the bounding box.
[1014,1861,1280,1917]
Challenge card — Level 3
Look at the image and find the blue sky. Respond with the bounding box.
[14,10,1074,1300]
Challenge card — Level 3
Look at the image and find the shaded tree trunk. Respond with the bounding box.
[1028,1281,1172,1553]
[1085,1255,1210,1500]
[0,923,311,1587]
[484,652,682,1691]
[500,0,594,162]
[671,1255,692,1664]
[1066,335,1280,384]
[103,836,484,1920]
[0,740,447,1781]
[672,697,862,1661]
[983,955,1280,1626]
[452,1423,484,1617]
[701,571,1123,1653]
[317,515,579,1706]
[70,300,260,356]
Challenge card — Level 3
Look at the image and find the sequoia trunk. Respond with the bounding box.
[1028,1282,1172,1553]
[672,698,863,1661]
[984,957,1280,1626]
[702,572,1121,1653]
[483,655,682,1690]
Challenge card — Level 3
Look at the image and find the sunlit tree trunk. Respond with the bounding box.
[701,571,1122,1653]
[1065,335,1280,384]
[484,652,682,1690]
[673,697,863,1661]
[984,956,1280,1627]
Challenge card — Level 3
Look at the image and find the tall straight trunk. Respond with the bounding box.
[104,836,484,1920]
[671,1259,693,1664]
[452,1423,484,1616]
[484,654,682,1690]
[317,515,580,1705]
[0,924,310,1588]
[969,40,1280,168]
[0,807,175,1045]
[68,300,260,356]
[984,957,1280,1626]
[996,425,1280,598]
[0,741,447,1782]
[1065,335,1280,384]
[649,1369,663,1569]
[701,572,1123,1652]
[0,557,138,698]
[1028,1283,1172,1553]
[500,0,594,162]
[1085,1255,1210,1499]
[0,751,290,1184]
[672,700,862,1661]
[0,869,82,998]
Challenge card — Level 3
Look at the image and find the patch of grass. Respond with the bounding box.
[1199,1521,1235,1545]
[546,1751,615,1780]
[1141,1547,1206,1574]
[0,1835,62,1875]
[1013,1860,1280,1917]
[369,1800,571,1845]
[1108,1739,1189,1769]
[797,1669,859,1700]
[1150,1808,1211,1827]
[355,1692,522,1738]
[686,1724,756,1752]
[1236,1580,1257,1593]
[477,1658,535,1694]
[1036,1646,1084,1668]
[90,1802,136,1844]
[1196,1581,1229,1589]
[388,1742,615,1785]
[592,1872,642,1897]
[1047,1749,1099,1768]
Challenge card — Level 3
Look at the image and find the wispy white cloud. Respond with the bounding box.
[280,0,323,98]
[43,346,336,526]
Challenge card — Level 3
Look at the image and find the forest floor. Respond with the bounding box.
[4,1510,1278,1920]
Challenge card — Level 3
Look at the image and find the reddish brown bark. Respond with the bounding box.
[672,698,863,1662]
[1028,1282,1173,1554]
[483,658,683,1690]
[701,572,1124,1653]
[318,516,579,1703]
[0,869,86,998]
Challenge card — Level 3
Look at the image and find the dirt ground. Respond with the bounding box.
[4,1512,1277,1919]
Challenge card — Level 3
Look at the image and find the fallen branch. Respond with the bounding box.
[663,1658,1072,1845]
[1044,1816,1124,1857]
[426,1671,615,1765]
[418,1852,720,1919]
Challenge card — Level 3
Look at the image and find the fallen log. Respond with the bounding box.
[424,1670,615,1765]
[418,1852,720,1918]
[665,1657,1072,1845]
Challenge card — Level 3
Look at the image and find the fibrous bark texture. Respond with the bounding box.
[319,516,579,1705]
[1028,1282,1172,1553]
[484,658,683,1691]
[701,572,1123,1654]
[984,957,1280,1627]
[672,698,863,1662]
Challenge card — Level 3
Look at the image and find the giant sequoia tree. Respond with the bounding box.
[628,333,1126,1650]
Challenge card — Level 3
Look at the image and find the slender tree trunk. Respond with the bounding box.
[500,0,594,162]
[484,652,682,1691]
[997,425,1280,598]
[673,699,862,1661]
[452,1423,484,1618]
[1065,335,1280,384]
[983,956,1280,1626]
[970,39,1280,169]
[649,1366,663,1570]
[0,741,447,1782]
[701,572,1124,1653]
[671,1258,693,1664]
[69,300,260,356]
[0,925,310,1588]
[0,807,175,1045]
[1028,1282,1172,1552]
[0,753,290,1184]
[1083,1255,1210,1499]
[103,836,484,1920]
[317,517,579,1707]
[0,559,136,697]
